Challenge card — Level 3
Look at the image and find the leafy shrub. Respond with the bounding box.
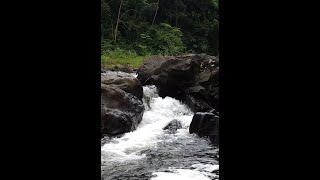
[139,23,185,55]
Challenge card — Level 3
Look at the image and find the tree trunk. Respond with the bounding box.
[175,0,178,27]
[114,0,123,45]
[152,0,160,25]
[183,1,190,14]
[110,17,114,41]
[169,7,172,25]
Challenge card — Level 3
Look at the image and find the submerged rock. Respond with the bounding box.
[163,119,182,132]
[189,112,219,146]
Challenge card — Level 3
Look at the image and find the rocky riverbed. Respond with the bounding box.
[101,54,219,179]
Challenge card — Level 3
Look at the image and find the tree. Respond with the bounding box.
[101,0,219,55]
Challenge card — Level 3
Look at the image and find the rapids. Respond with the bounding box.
[101,85,219,180]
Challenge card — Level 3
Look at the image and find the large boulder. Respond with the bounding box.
[137,55,171,84]
[137,54,219,112]
[189,112,219,146]
[101,71,143,100]
[101,84,144,137]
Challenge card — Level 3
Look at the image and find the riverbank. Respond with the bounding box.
[101,49,151,69]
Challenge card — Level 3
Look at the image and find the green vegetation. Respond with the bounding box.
[101,0,219,68]
[101,49,151,68]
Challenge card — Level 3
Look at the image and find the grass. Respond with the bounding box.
[101,49,151,69]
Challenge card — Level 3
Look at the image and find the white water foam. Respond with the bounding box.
[101,71,137,77]
[192,163,219,172]
[151,163,219,180]
[151,169,212,180]
[101,85,193,162]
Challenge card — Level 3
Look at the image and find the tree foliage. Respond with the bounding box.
[101,0,219,56]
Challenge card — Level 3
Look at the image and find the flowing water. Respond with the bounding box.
[101,83,219,180]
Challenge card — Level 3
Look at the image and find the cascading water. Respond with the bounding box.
[101,84,219,180]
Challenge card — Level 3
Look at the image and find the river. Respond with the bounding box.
[101,84,219,180]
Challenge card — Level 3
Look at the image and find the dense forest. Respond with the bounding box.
[101,0,219,67]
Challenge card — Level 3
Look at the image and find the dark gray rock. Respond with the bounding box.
[101,71,143,100]
[137,54,219,112]
[163,119,182,132]
[101,84,144,137]
[189,112,219,146]
[137,55,172,85]
[101,68,107,73]
[110,64,134,73]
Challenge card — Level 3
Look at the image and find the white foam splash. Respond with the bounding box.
[101,85,193,162]
[192,163,219,172]
[151,163,219,180]
[101,71,137,77]
[151,169,212,180]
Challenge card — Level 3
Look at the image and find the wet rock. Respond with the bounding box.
[189,112,219,146]
[184,85,213,112]
[101,136,111,146]
[137,54,219,112]
[111,64,134,73]
[163,120,182,132]
[101,68,107,73]
[101,71,143,100]
[101,85,144,137]
[185,94,212,112]
[137,56,170,85]
[208,109,219,116]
